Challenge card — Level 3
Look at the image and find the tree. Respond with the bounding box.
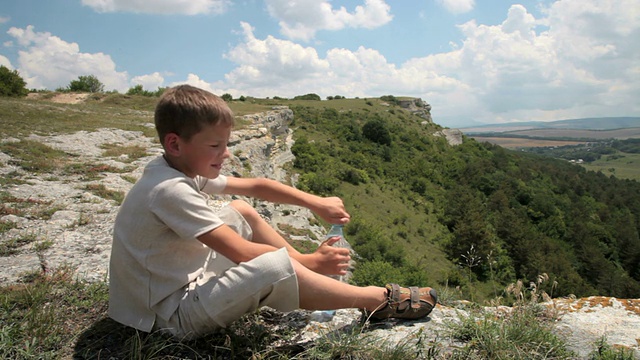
[362,118,391,146]
[221,93,233,102]
[126,84,162,97]
[293,93,321,101]
[68,75,104,93]
[0,65,28,97]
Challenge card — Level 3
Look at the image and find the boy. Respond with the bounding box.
[108,85,437,339]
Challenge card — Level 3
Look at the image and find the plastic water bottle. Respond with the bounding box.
[326,224,348,248]
[309,225,348,322]
[326,224,348,282]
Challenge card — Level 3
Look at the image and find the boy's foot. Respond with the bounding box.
[368,283,437,320]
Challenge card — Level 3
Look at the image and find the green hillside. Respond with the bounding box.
[266,98,640,302]
[2,93,640,303]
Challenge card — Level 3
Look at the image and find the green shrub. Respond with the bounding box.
[67,75,104,93]
[293,93,321,101]
[0,65,28,97]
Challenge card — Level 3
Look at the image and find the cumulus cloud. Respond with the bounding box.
[170,73,216,93]
[441,1,640,122]
[224,22,329,88]
[220,1,638,125]
[221,21,460,99]
[131,72,165,91]
[436,0,475,14]
[0,55,12,68]
[6,25,130,91]
[265,0,392,41]
[81,0,230,15]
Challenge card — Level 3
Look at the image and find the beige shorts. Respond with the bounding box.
[154,205,299,339]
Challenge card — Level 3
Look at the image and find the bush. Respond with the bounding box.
[351,260,403,286]
[0,65,28,97]
[362,118,391,146]
[67,75,104,93]
[293,93,321,101]
[125,84,161,97]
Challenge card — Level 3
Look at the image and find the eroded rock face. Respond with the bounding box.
[433,128,463,146]
[397,98,433,123]
[1,107,638,358]
[549,297,640,358]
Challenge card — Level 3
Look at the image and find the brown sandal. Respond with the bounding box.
[369,283,437,320]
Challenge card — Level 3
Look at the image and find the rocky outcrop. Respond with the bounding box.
[0,106,326,285]
[1,106,638,358]
[397,98,432,123]
[433,128,464,146]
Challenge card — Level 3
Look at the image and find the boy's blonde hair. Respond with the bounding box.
[154,85,235,146]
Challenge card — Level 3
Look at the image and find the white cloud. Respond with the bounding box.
[224,22,329,88]
[171,74,216,93]
[221,22,460,100]
[265,0,392,41]
[382,1,639,125]
[6,25,129,91]
[0,55,12,68]
[436,0,475,14]
[219,1,639,126]
[131,72,165,91]
[81,0,230,15]
[0,16,10,24]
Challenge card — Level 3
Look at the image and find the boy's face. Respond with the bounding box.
[174,122,231,179]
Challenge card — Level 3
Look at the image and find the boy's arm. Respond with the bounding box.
[222,177,350,224]
[198,224,277,264]
[199,224,350,275]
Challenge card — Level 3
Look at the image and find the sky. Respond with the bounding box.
[0,0,638,128]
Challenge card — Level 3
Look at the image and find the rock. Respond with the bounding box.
[433,128,463,146]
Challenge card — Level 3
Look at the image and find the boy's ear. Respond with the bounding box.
[163,133,181,156]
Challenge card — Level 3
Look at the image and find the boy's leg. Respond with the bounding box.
[291,258,387,311]
[229,199,301,252]
[156,247,299,338]
[227,200,433,312]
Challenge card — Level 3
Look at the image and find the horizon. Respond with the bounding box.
[1,0,638,128]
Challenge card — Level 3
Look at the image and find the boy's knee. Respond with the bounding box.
[229,200,259,221]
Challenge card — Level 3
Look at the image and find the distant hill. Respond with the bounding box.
[461,117,640,134]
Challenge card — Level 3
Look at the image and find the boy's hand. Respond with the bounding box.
[314,197,350,224]
[303,237,351,275]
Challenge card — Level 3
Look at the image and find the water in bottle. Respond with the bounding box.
[326,224,347,282]
[309,224,348,322]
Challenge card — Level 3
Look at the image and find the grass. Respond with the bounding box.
[470,136,587,149]
[0,96,156,138]
[0,139,70,173]
[100,144,149,162]
[580,152,640,181]
[0,232,38,256]
[339,181,455,284]
[0,190,56,219]
[83,184,125,205]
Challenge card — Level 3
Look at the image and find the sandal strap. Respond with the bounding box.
[409,287,421,309]
[385,283,401,303]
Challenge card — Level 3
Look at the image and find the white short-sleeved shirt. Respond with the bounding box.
[108,156,229,332]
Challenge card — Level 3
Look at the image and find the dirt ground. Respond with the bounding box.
[27,92,91,104]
